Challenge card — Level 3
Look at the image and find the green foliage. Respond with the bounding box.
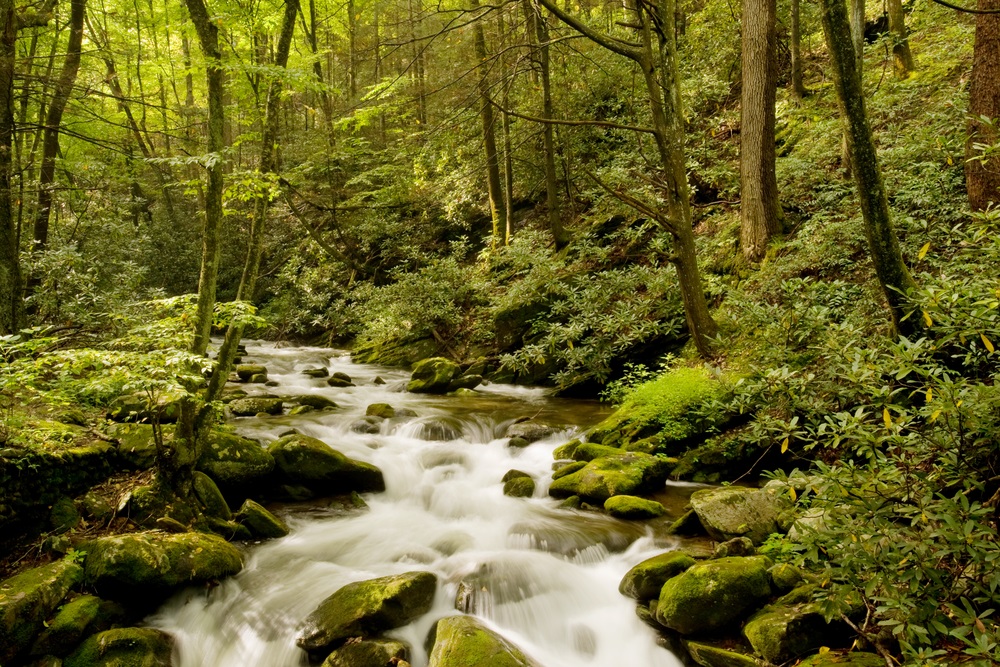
[609,366,727,442]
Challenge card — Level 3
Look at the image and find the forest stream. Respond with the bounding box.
[147,341,695,667]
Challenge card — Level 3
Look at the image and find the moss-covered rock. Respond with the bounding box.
[302,367,329,378]
[49,496,82,533]
[30,594,123,657]
[297,571,437,654]
[268,434,385,497]
[0,560,83,663]
[552,440,581,459]
[82,531,243,596]
[236,364,268,381]
[192,471,232,521]
[769,564,805,592]
[571,443,623,461]
[619,551,697,601]
[228,397,284,416]
[407,357,461,393]
[428,615,541,667]
[796,651,885,666]
[743,600,847,663]
[290,395,339,410]
[109,423,161,469]
[655,556,773,634]
[689,486,788,545]
[449,374,483,391]
[503,477,535,498]
[603,495,666,520]
[684,641,759,667]
[366,403,396,419]
[350,416,384,434]
[63,627,173,667]
[714,537,756,559]
[107,393,181,424]
[552,461,586,480]
[321,639,409,667]
[352,335,438,367]
[547,452,671,503]
[235,499,289,539]
[196,431,274,493]
[504,421,557,444]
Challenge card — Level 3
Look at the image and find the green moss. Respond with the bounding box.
[428,615,541,667]
[30,594,123,657]
[548,452,671,502]
[63,627,173,667]
[552,440,581,459]
[796,651,885,667]
[236,499,289,539]
[684,641,759,667]
[322,639,408,667]
[0,560,83,663]
[192,471,232,521]
[197,430,274,489]
[743,602,834,664]
[572,443,622,461]
[366,403,396,418]
[603,495,666,520]
[407,357,461,393]
[655,556,773,634]
[503,477,535,498]
[552,461,586,480]
[619,551,697,601]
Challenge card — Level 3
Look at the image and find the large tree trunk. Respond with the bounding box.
[32,0,85,250]
[0,0,21,333]
[966,0,1000,211]
[789,0,806,99]
[471,0,507,246]
[739,0,781,261]
[887,0,914,79]
[819,0,918,337]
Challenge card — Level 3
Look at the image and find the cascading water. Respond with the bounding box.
[149,342,686,667]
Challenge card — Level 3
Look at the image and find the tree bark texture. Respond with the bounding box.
[739,0,781,262]
[966,0,1000,211]
[887,0,914,78]
[532,1,569,249]
[819,0,918,337]
[0,0,21,333]
[471,0,507,245]
[32,0,85,250]
[790,0,806,99]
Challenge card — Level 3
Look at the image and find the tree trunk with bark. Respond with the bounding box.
[966,0,1000,211]
[739,0,781,261]
[471,0,507,246]
[790,0,806,99]
[887,0,914,78]
[0,0,21,333]
[819,0,918,337]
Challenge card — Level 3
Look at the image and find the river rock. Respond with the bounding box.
[350,416,384,434]
[619,551,697,601]
[413,418,462,441]
[797,651,885,666]
[30,594,123,657]
[547,452,671,503]
[689,486,788,545]
[236,499,289,539]
[302,368,329,378]
[192,471,232,520]
[236,364,267,381]
[427,615,541,667]
[504,420,558,444]
[449,374,483,391]
[552,461,586,480]
[63,627,173,667]
[229,397,284,416]
[603,495,666,520]
[684,641,759,667]
[297,571,437,654]
[109,422,160,469]
[326,372,355,388]
[571,443,622,461]
[0,560,83,664]
[655,556,773,634]
[366,403,396,419]
[407,357,461,394]
[321,639,409,667]
[268,434,385,496]
[743,594,847,663]
[503,476,535,498]
[714,537,756,558]
[82,531,243,596]
[290,395,339,410]
[197,431,275,491]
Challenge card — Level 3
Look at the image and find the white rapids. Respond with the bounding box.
[148,341,685,667]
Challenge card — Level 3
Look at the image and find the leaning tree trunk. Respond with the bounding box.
[0,0,21,333]
[966,0,1000,211]
[820,0,919,337]
[739,0,781,261]
[32,0,86,250]
[471,0,507,246]
[886,0,914,79]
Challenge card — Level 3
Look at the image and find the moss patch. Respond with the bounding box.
[0,560,83,663]
[428,615,541,667]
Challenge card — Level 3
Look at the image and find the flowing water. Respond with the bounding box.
[150,341,698,667]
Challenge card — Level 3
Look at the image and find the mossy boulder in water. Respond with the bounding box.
[196,431,275,492]
[503,476,535,498]
[268,434,385,497]
[192,471,232,520]
[290,395,339,410]
[366,403,396,419]
[236,499,289,539]
[82,531,243,597]
[236,364,267,381]
[63,627,173,667]
[30,594,124,657]
[428,615,541,667]
[547,452,671,503]
[228,397,284,416]
[321,639,409,667]
[407,358,461,394]
[297,571,437,654]
[571,443,622,461]
[603,495,666,520]
[0,560,83,664]
[655,556,773,634]
[504,421,558,444]
[689,486,788,545]
[743,598,846,663]
[619,551,697,601]
[684,641,759,667]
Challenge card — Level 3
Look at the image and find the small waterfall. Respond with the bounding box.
[149,341,682,667]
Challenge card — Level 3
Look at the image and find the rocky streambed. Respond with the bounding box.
[0,342,882,667]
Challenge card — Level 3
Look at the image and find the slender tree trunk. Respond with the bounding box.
[32,0,85,250]
[886,0,914,78]
[347,0,357,99]
[740,0,781,261]
[790,0,806,99]
[471,0,507,246]
[966,0,1000,211]
[841,0,864,174]
[819,0,918,336]
[0,0,21,333]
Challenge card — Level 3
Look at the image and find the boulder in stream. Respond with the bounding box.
[689,486,788,545]
[603,495,666,520]
[236,499,289,539]
[321,639,409,667]
[655,556,773,635]
[684,641,759,667]
[547,452,671,503]
[302,367,330,378]
[504,420,558,444]
[290,395,339,411]
[326,372,355,388]
[63,627,174,667]
[0,560,83,664]
[406,358,460,394]
[82,531,243,597]
[619,551,696,601]
[297,571,437,654]
[228,397,284,416]
[29,594,124,657]
[427,615,542,667]
[268,434,385,496]
[366,403,396,419]
[236,364,268,381]
[197,431,275,492]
